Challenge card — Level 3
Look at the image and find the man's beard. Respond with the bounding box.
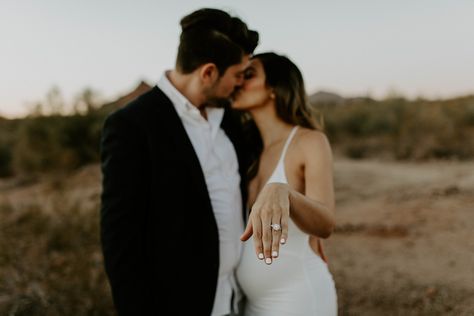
[204,96,232,109]
[205,87,242,109]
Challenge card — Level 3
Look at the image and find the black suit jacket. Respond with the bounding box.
[100,86,249,315]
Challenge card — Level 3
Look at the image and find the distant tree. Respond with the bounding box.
[45,86,65,115]
[384,87,405,101]
[13,117,62,173]
[73,88,102,114]
[26,102,44,117]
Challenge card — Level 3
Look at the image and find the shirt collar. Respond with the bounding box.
[156,71,225,138]
[157,71,197,118]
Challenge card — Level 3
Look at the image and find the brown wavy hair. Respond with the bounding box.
[242,52,324,179]
[177,8,259,76]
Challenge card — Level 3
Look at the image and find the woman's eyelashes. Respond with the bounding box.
[244,68,255,79]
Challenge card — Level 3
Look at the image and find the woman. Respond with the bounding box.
[233,52,338,316]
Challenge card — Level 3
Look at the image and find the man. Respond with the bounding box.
[100,8,258,316]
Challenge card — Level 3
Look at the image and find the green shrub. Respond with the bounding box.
[318,95,474,160]
[10,112,106,175]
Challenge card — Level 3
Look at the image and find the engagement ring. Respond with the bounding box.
[270,223,281,231]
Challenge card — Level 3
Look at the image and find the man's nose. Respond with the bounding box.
[236,76,244,86]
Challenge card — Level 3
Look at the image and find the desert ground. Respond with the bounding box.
[327,158,474,315]
[1,157,473,315]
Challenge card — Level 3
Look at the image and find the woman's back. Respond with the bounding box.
[236,126,337,316]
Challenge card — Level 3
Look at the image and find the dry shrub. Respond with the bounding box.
[0,203,114,316]
[335,275,473,316]
[396,102,474,160]
[10,113,104,176]
[318,96,474,160]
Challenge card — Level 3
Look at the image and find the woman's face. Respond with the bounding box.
[231,58,273,110]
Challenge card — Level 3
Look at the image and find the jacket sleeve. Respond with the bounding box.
[99,110,151,315]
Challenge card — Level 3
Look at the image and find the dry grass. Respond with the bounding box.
[0,172,114,315]
[1,159,474,315]
[319,96,474,161]
[326,158,474,315]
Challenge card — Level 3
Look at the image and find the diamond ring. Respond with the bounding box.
[270,223,281,231]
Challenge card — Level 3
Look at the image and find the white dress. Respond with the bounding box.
[236,126,338,316]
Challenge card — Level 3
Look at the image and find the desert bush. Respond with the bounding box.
[318,96,474,160]
[12,116,65,173]
[395,101,474,160]
[0,203,114,315]
[57,113,103,167]
[11,112,105,175]
[322,98,404,142]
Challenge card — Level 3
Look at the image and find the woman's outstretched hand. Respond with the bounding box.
[240,183,291,265]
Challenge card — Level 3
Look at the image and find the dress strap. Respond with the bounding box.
[278,126,299,164]
[265,126,299,186]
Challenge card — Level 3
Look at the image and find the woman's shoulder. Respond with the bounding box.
[295,127,330,147]
[294,127,332,160]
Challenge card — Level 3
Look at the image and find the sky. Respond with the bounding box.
[1,0,473,118]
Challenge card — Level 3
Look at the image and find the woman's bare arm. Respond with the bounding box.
[241,130,336,263]
[288,130,335,238]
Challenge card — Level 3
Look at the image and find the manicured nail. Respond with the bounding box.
[258,253,264,259]
[265,258,272,264]
[272,251,278,257]
[280,238,286,244]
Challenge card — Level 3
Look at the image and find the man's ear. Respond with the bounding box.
[199,63,219,85]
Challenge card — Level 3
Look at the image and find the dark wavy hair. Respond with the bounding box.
[176,8,259,76]
[242,52,324,179]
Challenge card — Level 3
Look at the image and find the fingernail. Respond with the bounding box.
[258,253,264,259]
[265,258,272,264]
[272,251,278,257]
[280,238,286,244]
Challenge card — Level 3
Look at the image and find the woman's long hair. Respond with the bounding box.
[242,52,324,179]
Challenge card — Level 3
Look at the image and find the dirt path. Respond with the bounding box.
[327,158,474,315]
[1,159,473,315]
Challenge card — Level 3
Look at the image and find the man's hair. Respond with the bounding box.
[176,8,259,76]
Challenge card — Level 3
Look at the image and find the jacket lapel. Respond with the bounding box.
[150,86,248,222]
[150,87,214,212]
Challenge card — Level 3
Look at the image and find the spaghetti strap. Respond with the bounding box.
[265,126,299,185]
[279,126,299,165]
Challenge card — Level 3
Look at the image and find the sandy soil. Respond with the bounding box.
[326,158,474,315]
[1,158,473,315]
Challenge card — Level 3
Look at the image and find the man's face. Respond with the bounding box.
[231,58,271,111]
[206,55,250,102]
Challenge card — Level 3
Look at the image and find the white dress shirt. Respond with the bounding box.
[157,72,244,316]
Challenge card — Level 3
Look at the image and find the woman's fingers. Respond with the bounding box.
[250,183,291,265]
[271,212,282,259]
[261,209,273,264]
[258,205,284,265]
[240,219,253,241]
[280,213,289,245]
[251,215,264,261]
